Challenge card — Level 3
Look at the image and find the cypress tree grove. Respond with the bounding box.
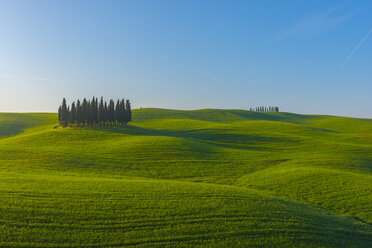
[250,106,280,112]
[58,97,133,128]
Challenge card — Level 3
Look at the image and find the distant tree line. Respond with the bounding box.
[58,97,131,127]
[249,106,279,112]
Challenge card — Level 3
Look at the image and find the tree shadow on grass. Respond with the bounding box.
[96,125,294,152]
[0,123,29,138]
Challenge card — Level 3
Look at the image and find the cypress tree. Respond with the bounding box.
[125,99,131,126]
[76,99,82,126]
[98,97,104,126]
[115,100,120,126]
[70,102,77,126]
[91,97,98,126]
[104,101,108,126]
[67,106,70,126]
[87,100,92,125]
[120,99,125,125]
[108,99,115,126]
[89,98,94,126]
[82,98,88,126]
[60,98,68,127]
[94,97,99,125]
[58,106,62,126]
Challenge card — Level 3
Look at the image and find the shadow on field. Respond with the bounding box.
[0,122,28,138]
[97,125,293,151]
[0,113,56,138]
[226,110,320,123]
[132,108,324,124]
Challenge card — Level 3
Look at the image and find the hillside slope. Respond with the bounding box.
[1,173,371,248]
[0,109,371,247]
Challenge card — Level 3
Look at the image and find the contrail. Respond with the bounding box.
[341,28,372,68]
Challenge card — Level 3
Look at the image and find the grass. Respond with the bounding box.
[0,109,371,247]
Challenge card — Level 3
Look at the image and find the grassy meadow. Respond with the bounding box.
[0,109,371,247]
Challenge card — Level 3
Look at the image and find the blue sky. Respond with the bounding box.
[0,0,371,117]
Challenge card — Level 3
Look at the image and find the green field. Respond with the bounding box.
[0,109,371,247]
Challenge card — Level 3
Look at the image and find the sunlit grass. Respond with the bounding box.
[0,109,371,247]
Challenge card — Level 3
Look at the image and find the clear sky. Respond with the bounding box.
[0,0,371,117]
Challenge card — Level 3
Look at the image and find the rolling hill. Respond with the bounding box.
[0,109,371,247]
